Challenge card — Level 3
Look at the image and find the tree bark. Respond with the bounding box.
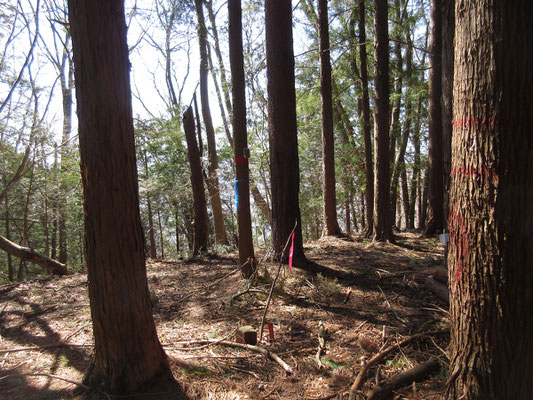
[229,0,256,277]
[372,0,393,241]
[68,0,183,394]
[424,0,445,235]
[183,107,210,255]
[265,0,307,267]
[318,0,341,237]
[446,2,533,398]
[357,0,374,238]
[441,0,454,228]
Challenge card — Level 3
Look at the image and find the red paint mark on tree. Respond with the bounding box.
[452,117,497,128]
[451,166,498,182]
[449,205,469,288]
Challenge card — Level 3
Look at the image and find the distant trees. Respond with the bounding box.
[68,0,184,395]
[446,1,533,398]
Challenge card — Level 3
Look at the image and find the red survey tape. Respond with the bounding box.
[234,157,248,164]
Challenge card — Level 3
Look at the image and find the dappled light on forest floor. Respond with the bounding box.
[0,232,449,399]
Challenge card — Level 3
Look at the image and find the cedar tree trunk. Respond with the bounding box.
[68,0,184,395]
[229,0,256,277]
[265,0,307,267]
[446,1,533,398]
[372,0,393,241]
[318,0,341,236]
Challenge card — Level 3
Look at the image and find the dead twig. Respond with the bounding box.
[258,220,298,342]
[0,343,94,354]
[0,372,89,390]
[377,285,408,326]
[347,329,448,400]
[170,339,293,375]
[230,287,268,303]
[178,264,244,302]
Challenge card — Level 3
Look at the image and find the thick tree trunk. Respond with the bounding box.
[183,107,210,255]
[357,0,374,238]
[195,0,228,246]
[265,0,307,267]
[372,0,393,241]
[229,0,256,277]
[68,1,183,395]
[446,2,533,398]
[424,0,445,235]
[318,0,341,236]
[0,234,71,276]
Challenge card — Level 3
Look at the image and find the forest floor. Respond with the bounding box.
[0,232,450,400]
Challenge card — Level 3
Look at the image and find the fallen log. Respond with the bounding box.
[432,267,448,285]
[0,234,72,276]
[366,358,441,400]
[424,277,449,303]
[348,329,448,400]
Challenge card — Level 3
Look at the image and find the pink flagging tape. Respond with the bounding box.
[288,230,295,271]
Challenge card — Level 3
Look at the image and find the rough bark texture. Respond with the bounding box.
[358,0,374,237]
[424,0,445,235]
[372,0,392,241]
[194,0,228,246]
[68,1,183,394]
[318,0,341,236]
[229,0,255,277]
[446,1,533,398]
[265,0,307,267]
[183,107,210,255]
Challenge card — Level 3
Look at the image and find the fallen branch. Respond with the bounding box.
[315,321,326,369]
[230,287,268,303]
[0,343,94,354]
[259,221,297,342]
[348,329,448,400]
[170,339,293,375]
[366,358,440,400]
[0,372,89,390]
[0,234,72,276]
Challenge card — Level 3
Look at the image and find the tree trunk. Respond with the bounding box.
[265,0,307,267]
[58,43,74,265]
[183,107,210,255]
[318,0,341,237]
[372,0,393,241]
[424,0,445,235]
[357,0,374,238]
[441,0,454,228]
[250,178,272,226]
[194,0,228,246]
[446,1,533,398]
[409,96,424,229]
[3,180,14,281]
[206,0,234,149]
[68,1,183,394]
[229,0,256,277]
